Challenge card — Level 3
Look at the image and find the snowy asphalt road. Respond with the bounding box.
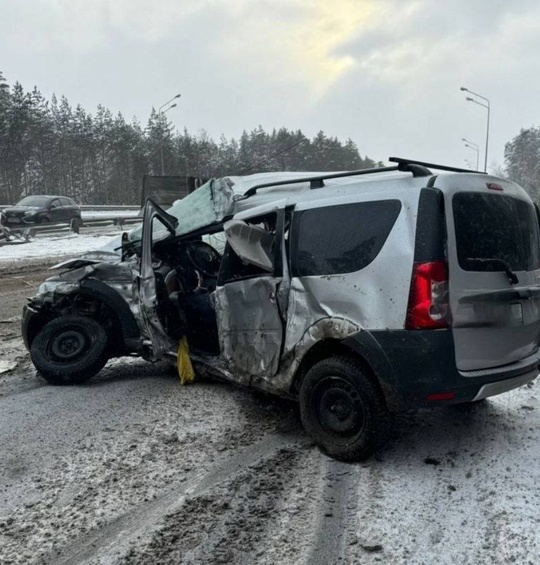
[1,261,540,564]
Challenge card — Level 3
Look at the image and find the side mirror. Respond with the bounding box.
[224,220,274,271]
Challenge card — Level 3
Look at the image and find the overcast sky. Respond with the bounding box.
[1,0,539,172]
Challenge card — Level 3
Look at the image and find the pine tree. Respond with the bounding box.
[0,72,380,204]
[504,127,540,202]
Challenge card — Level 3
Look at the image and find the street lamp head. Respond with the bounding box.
[460,86,468,92]
[169,103,177,109]
[466,97,474,102]
[174,94,181,99]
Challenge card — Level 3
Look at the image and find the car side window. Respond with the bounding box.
[291,200,402,276]
[49,199,61,209]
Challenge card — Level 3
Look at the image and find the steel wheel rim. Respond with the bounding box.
[48,328,90,362]
[312,376,366,439]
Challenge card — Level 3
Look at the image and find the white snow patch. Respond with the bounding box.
[0,234,119,263]
[0,360,17,374]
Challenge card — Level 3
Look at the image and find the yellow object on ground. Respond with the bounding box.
[177,336,195,385]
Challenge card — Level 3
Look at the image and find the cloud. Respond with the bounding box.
[339,0,540,92]
[201,0,374,97]
[2,0,540,168]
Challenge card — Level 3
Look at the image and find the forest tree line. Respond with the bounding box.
[2,71,539,206]
[0,72,380,205]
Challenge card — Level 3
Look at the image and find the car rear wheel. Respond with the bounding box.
[299,356,389,461]
[30,315,109,385]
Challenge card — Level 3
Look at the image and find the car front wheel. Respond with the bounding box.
[30,315,109,385]
[299,356,389,461]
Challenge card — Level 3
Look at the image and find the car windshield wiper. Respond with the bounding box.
[466,257,519,285]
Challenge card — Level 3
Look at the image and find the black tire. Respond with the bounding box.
[30,315,109,385]
[299,356,389,462]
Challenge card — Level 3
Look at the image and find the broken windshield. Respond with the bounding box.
[129,178,235,244]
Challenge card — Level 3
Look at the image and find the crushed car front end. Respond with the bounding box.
[22,258,144,373]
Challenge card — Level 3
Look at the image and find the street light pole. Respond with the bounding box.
[462,137,479,171]
[460,87,490,173]
[159,104,177,175]
[157,94,181,175]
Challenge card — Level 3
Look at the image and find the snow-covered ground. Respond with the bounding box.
[0,208,137,264]
[0,233,119,263]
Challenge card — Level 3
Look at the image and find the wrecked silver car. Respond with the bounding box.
[23,158,540,461]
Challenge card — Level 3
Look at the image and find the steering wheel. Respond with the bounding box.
[185,241,222,277]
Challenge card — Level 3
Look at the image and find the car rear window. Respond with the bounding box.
[453,192,540,272]
[292,200,401,276]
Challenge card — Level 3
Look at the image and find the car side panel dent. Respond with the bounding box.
[251,315,362,397]
[213,276,283,385]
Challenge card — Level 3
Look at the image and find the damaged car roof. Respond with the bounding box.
[121,168,433,249]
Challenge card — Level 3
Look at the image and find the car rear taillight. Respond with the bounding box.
[406,260,449,329]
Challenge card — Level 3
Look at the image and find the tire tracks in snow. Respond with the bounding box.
[48,432,309,565]
[308,457,360,565]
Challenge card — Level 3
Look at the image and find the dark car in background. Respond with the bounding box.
[1,195,81,226]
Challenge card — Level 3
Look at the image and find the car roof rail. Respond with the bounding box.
[237,156,480,201]
[239,161,436,200]
[389,156,487,175]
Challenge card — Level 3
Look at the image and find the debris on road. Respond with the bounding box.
[0,360,17,374]
[0,225,33,246]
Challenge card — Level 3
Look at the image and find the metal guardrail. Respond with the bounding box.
[80,205,141,211]
[0,204,141,212]
[0,215,142,245]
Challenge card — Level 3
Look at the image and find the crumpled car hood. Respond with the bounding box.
[51,251,123,271]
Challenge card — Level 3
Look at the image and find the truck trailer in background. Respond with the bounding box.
[141,175,207,209]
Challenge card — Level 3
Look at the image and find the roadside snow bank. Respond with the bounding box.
[0,233,119,263]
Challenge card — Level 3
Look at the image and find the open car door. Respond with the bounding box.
[137,198,179,360]
[213,210,290,384]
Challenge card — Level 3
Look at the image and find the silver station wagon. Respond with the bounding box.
[22,158,540,461]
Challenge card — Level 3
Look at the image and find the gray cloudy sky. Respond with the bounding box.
[1,0,539,171]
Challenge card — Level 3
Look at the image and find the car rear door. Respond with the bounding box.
[61,198,76,221]
[213,209,290,384]
[439,174,540,372]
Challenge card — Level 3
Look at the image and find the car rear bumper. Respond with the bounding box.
[344,329,540,409]
[472,370,538,401]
